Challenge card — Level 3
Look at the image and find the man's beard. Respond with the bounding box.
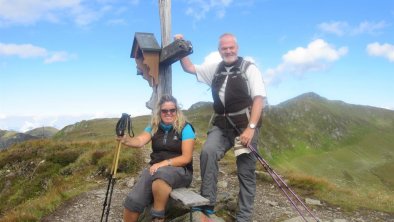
[222,55,237,64]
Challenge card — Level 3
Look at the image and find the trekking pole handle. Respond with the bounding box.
[116,113,134,137]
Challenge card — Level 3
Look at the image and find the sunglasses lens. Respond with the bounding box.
[161,109,176,114]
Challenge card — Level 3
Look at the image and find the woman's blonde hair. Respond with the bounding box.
[150,94,187,134]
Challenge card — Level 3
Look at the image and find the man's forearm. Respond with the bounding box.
[249,96,264,125]
[180,56,196,74]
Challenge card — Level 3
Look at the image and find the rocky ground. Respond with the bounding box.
[42,149,394,222]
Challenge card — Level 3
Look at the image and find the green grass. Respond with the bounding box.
[0,139,143,222]
[2,93,394,220]
[268,127,394,212]
[53,115,151,142]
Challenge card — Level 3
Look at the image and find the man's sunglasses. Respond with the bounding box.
[161,108,177,114]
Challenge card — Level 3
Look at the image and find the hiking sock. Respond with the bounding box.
[202,205,215,215]
[191,206,203,212]
[191,205,215,215]
[150,208,165,220]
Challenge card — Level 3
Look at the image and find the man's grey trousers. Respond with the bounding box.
[199,126,260,222]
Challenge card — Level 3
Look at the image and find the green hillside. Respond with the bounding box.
[53,115,151,142]
[25,126,59,138]
[0,139,143,221]
[0,92,393,221]
[0,126,58,150]
[0,130,38,150]
[260,92,394,211]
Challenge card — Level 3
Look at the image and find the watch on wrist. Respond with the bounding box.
[248,123,256,129]
[167,159,172,166]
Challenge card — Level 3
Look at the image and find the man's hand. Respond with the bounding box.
[174,34,184,40]
[240,127,255,146]
[173,33,197,74]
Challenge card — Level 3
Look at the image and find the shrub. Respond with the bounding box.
[91,150,106,165]
[46,150,81,166]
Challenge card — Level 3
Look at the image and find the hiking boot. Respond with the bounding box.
[152,217,165,222]
[152,217,164,222]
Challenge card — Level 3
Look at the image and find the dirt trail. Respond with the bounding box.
[42,150,394,222]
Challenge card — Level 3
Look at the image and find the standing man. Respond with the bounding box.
[175,33,266,221]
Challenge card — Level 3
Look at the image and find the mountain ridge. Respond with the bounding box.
[0,126,59,150]
[0,92,393,221]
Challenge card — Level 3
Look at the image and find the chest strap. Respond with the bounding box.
[208,107,251,128]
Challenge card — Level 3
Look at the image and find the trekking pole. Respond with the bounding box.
[100,113,133,222]
[247,143,320,222]
[225,116,319,222]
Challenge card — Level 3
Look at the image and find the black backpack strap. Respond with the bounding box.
[239,59,252,74]
[185,121,195,133]
[213,61,225,80]
[179,121,195,139]
[238,59,252,96]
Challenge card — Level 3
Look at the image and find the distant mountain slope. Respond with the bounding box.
[48,92,394,197]
[52,92,394,156]
[0,130,38,150]
[53,115,151,141]
[26,126,59,138]
[52,103,215,142]
[260,92,394,154]
[258,92,394,209]
[181,92,394,208]
[1,92,393,219]
[184,101,214,138]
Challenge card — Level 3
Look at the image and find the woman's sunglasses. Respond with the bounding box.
[161,108,177,114]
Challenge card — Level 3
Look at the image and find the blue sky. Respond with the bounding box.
[1,0,393,132]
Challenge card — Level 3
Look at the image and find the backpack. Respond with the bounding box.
[213,58,252,96]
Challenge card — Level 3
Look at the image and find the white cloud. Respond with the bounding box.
[283,39,347,65]
[0,0,82,25]
[72,4,112,27]
[201,51,257,66]
[20,121,38,132]
[0,43,47,58]
[318,21,348,36]
[352,21,388,35]
[91,112,118,119]
[318,20,388,36]
[0,113,119,132]
[44,51,75,64]
[264,39,348,84]
[202,51,222,65]
[106,18,127,26]
[366,42,394,62]
[0,0,129,26]
[0,43,74,63]
[243,56,255,63]
[382,106,394,111]
[184,0,233,21]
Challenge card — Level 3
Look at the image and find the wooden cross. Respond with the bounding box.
[158,0,172,96]
[149,0,172,110]
[131,1,192,110]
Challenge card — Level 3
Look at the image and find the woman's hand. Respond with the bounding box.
[149,161,167,175]
[116,132,151,148]
[116,135,127,144]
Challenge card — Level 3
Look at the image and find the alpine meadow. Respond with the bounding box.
[0,92,393,221]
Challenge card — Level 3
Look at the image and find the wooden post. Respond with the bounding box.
[139,1,172,110]
[157,0,172,101]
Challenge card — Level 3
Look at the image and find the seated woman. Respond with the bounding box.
[118,95,195,222]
